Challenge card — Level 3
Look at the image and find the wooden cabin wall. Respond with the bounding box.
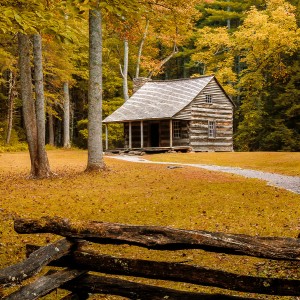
[173,120,190,147]
[189,79,234,152]
[160,120,170,147]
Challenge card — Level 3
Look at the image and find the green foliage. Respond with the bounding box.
[0,143,28,153]
[260,121,300,151]
[105,123,124,149]
[197,0,265,29]
[0,121,21,145]
[75,97,125,149]
[76,119,88,148]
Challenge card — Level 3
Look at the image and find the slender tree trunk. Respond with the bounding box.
[33,33,52,178]
[135,18,149,79]
[63,82,71,148]
[56,118,62,146]
[5,69,16,145]
[70,103,74,145]
[120,38,129,101]
[48,112,55,146]
[18,33,39,176]
[86,4,105,171]
[227,0,231,30]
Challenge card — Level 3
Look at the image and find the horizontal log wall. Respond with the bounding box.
[174,78,234,152]
[172,120,190,146]
[191,80,233,152]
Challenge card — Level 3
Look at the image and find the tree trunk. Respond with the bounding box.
[63,82,71,148]
[70,102,74,144]
[14,217,300,260]
[5,69,16,145]
[120,38,129,101]
[136,18,149,79]
[227,0,231,30]
[86,4,105,171]
[33,33,52,178]
[18,33,39,176]
[48,112,55,146]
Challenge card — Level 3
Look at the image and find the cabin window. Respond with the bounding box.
[173,121,181,139]
[208,121,216,138]
[205,94,212,104]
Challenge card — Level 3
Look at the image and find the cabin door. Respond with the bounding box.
[149,123,160,147]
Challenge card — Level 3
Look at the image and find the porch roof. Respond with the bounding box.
[103,75,214,123]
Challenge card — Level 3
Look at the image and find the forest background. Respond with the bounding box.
[0,0,300,153]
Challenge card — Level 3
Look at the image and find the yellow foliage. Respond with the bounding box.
[192,26,236,95]
[234,0,300,77]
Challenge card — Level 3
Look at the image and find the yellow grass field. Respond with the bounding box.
[145,152,300,176]
[0,150,299,299]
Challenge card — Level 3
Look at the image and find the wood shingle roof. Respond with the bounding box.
[103,75,215,123]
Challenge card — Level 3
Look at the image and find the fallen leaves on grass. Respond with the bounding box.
[0,150,300,299]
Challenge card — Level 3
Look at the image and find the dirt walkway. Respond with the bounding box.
[108,155,300,195]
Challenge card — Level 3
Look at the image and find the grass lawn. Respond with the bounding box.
[144,152,300,176]
[0,150,300,299]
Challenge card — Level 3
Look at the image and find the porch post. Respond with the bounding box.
[140,120,144,148]
[105,124,108,150]
[169,119,173,148]
[129,121,132,149]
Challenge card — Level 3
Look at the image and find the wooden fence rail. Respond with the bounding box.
[0,216,300,299]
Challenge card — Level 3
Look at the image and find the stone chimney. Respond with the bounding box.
[133,77,152,93]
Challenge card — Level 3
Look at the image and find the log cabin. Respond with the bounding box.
[103,75,235,152]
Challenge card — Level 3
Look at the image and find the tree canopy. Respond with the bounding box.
[0,0,299,152]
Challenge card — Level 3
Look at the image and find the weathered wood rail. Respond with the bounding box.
[0,216,300,299]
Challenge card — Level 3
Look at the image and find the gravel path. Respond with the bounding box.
[108,155,300,195]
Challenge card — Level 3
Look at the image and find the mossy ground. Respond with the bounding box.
[0,150,299,299]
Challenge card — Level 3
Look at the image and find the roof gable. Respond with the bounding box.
[104,76,224,123]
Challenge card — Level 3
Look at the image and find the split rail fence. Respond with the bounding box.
[1,216,300,299]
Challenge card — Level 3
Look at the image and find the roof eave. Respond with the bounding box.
[103,117,174,124]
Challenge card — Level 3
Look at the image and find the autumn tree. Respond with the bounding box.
[86,1,105,171]
[191,26,236,95]
[0,35,18,145]
[234,0,300,151]
[5,0,56,177]
[1,0,81,176]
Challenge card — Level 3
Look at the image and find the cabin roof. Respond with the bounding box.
[103,75,231,123]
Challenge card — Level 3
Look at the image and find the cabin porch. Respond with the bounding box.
[104,119,190,152]
[105,146,192,155]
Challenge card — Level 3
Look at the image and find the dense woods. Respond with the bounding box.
[0,0,299,158]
